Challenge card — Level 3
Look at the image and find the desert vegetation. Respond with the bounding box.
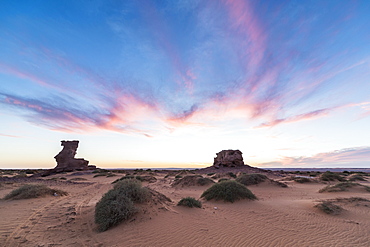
[95,179,150,231]
[172,175,214,187]
[320,171,345,182]
[201,180,257,202]
[177,197,202,208]
[3,184,67,200]
[315,201,343,215]
[319,182,370,193]
[293,177,312,183]
[236,173,267,186]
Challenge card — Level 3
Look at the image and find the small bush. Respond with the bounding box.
[315,201,342,215]
[236,173,267,186]
[271,180,288,188]
[172,175,214,187]
[95,189,137,232]
[347,174,366,181]
[112,175,135,184]
[14,173,28,178]
[320,171,345,182]
[4,184,67,200]
[227,172,237,178]
[196,177,214,186]
[177,197,202,208]
[218,178,230,183]
[294,177,311,183]
[201,180,257,203]
[95,179,149,232]
[319,182,370,193]
[113,179,150,203]
[93,173,109,178]
[175,175,183,179]
[93,169,110,174]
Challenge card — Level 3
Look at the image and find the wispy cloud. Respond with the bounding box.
[255,108,332,128]
[0,133,20,138]
[261,147,370,167]
[0,92,160,137]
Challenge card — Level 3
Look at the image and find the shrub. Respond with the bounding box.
[227,172,237,178]
[95,179,149,232]
[294,177,311,183]
[93,169,110,174]
[236,173,267,186]
[113,179,150,203]
[175,175,183,179]
[320,171,345,182]
[319,182,370,193]
[218,178,230,183]
[196,177,214,186]
[172,175,214,187]
[201,180,257,203]
[347,174,366,181]
[4,184,67,200]
[95,189,137,232]
[271,180,288,188]
[112,175,135,184]
[177,197,202,208]
[315,201,342,215]
[93,173,109,178]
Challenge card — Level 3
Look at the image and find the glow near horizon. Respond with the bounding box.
[1,0,370,169]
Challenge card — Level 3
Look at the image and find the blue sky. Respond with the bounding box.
[1,0,370,169]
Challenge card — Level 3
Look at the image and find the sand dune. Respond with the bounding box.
[1,171,369,247]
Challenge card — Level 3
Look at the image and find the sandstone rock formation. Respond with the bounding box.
[54,140,90,170]
[213,150,244,168]
[39,140,95,176]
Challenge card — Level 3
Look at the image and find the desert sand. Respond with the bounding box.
[1,169,370,247]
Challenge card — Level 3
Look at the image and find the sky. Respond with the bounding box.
[1,0,370,169]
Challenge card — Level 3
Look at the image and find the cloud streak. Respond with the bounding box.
[261,147,370,168]
[0,0,369,137]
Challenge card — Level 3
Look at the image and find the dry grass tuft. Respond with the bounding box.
[4,184,67,200]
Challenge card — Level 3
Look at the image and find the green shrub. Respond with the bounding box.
[320,171,345,182]
[315,201,342,215]
[319,182,370,193]
[227,172,237,178]
[207,173,215,176]
[175,175,183,179]
[177,197,202,208]
[201,180,257,203]
[93,173,108,178]
[196,177,214,186]
[294,177,311,183]
[172,175,214,187]
[236,173,267,186]
[113,179,150,203]
[14,173,28,178]
[112,175,135,184]
[95,179,149,232]
[218,178,230,183]
[95,189,137,232]
[93,169,110,174]
[4,184,67,200]
[347,174,366,181]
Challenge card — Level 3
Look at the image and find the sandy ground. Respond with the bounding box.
[1,170,370,247]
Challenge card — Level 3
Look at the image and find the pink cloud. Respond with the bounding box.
[223,0,266,68]
[0,133,20,138]
[255,107,332,128]
[262,147,370,167]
